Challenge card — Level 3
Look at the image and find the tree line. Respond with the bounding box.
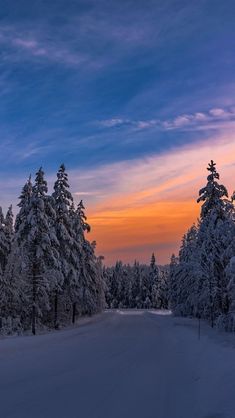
[104,254,168,310]
[4,159,234,335]
[169,160,235,331]
[0,165,105,335]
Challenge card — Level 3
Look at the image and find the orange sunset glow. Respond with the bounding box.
[82,133,235,265]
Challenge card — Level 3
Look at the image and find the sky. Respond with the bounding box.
[0,0,235,265]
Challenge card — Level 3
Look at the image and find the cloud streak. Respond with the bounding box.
[99,106,235,132]
[0,25,90,67]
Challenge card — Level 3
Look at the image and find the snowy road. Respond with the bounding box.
[1,311,235,418]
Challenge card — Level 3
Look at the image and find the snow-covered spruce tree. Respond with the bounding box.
[149,253,160,308]
[224,257,235,331]
[173,225,199,316]
[52,168,104,323]
[0,177,33,327]
[0,205,16,328]
[67,200,92,321]
[103,266,113,308]
[76,200,105,315]
[196,160,233,326]
[0,207,10,325]
[66,202,81,322]
[52,164,76,325]
[106,262,121,308]
[16,168,61,334]
[116,262,129,308]
[139,265,151,308]
[168,254,179,311]
[79,237,105,316]
[4,205,14,253]
[130,261,142,308]
[15,175,32,233]
[217,191,235,330]
[158,268,169,309]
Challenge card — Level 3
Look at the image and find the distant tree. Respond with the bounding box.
[149,253,160,308]
[168,254,179,312]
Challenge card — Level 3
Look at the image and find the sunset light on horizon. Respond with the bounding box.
[86,133,235,264]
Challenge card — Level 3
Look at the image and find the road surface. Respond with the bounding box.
[0,310,235,418]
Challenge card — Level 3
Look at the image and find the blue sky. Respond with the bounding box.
[0,0,235,263]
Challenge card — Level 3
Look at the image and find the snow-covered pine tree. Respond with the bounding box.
[103,266,113,308]
[139,265,150,308]
[77,200,105,314]
[116,262,127,308]
[225,256,235,331]
[4,205,14,253]
[173,225,198,316]
[52,164,75,325]
[130,261,142,308]
[82,238,105,314]
[0,206,14,326]
[196,161,233,326]
[149,253,160,308]
[15,175,32,232]
[67,200,103,321]
[18,168,61,334]
[158,268,169,309]
[1,178,33,327]
[197,160,228,218]
[168,254,179,311]
[65,201,82,323]
[107,262,120,308]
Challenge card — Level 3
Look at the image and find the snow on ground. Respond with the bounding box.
[0,311,235,418]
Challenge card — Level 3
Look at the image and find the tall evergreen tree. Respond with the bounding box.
[18,168,60,334]
[197,161,232,325]
[52,164,75,325]
[170,161,235,328]
[1,179,33,326]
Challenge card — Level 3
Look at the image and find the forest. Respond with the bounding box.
[1,160,235,334]
[0,165,104,334]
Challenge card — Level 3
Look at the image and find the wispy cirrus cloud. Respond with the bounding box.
[0,1,176,70]
[99,106,235,132]
[0,0,216,71]
[0,25,90,67]
[100,118,129,128]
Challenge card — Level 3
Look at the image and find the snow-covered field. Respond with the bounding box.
[1,310,235,418]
